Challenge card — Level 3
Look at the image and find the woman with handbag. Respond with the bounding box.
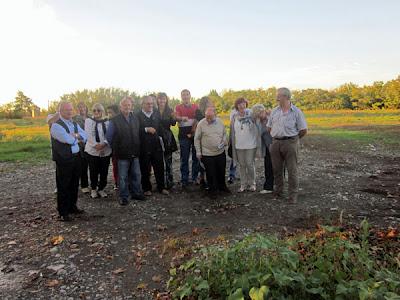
[157,93,178,189]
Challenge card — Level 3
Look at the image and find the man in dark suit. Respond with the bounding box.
[137,96,169,196]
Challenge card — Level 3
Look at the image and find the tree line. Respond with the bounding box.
[1,76,399,118]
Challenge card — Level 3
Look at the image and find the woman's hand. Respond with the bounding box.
[95,143,106,150]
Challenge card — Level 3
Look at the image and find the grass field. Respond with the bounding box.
[0,110,399,163]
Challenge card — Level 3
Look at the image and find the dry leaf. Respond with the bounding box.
[7,241,17,245]
[112,268,125,275]
[192,227,200,235]
[156,292,171,300]
[152,275,162,283]
[50,235,64,246]
[136,282,148,290]
[46,279,60,287]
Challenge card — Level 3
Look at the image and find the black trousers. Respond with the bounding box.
[164,152,174,189]
[80,152,89,188]
[202,152,227,192]
[264,146,274,190]
[86,154,111,191]
[56,155,81,216]
[140,150,165,192]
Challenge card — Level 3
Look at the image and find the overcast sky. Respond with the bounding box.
[1,0,399,108]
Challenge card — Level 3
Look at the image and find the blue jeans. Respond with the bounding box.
[118,158,142,200]
[179,137,199,185]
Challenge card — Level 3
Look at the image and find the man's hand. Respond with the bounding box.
[70,133,80,140]
[146,127,156,134]
[196,154,202,160]
[299,129,307,139]
[186,133,192,138]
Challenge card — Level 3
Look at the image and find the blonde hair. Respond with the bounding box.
[92,103,105,118]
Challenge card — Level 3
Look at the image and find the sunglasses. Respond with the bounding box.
[93,109,102,113]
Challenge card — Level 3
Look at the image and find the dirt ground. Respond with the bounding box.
[0,135,399,299]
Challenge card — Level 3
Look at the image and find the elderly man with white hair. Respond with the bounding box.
[267,87,307,203]
[137,96,169,196]
[194,106,230,199]
[50,101,87,221]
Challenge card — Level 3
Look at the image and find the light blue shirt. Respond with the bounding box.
[267,103,307,138]
[50,117,87,154]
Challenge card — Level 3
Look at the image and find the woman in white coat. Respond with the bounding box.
[84,103,112,198]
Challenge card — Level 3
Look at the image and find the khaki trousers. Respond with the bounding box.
[236,148,256,187]
[269,137,299,199]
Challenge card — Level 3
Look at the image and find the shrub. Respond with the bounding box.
[168,221,400,299]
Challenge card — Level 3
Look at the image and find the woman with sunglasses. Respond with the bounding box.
[84,103,112,198]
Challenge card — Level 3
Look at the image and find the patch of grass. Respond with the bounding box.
[310,126,400,147]
[0,138,51,162]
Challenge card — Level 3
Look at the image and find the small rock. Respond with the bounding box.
[50,246,59,254]
[47,264,65,272]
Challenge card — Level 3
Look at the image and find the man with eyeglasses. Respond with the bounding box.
[51,102,87,221]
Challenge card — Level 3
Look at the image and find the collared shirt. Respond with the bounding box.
[142,109,153,119]
[50,117,87,154]
[267,103,307,138]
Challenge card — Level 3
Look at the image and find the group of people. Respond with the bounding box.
[49,88,307,222]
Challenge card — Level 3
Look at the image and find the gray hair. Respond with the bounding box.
[251,103,265,118]
[120,96,133,106]
[277,87,291,99]
[141,95,153,106]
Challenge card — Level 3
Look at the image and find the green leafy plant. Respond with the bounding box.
[168,221,400,299]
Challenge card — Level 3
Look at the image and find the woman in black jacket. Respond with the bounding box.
[157,93,178,189]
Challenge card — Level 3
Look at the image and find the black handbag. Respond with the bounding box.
[163,129,178,153]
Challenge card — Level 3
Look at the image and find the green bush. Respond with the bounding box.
[168,221,400,299]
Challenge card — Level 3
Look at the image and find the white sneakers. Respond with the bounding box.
[249,185,257,192]
[98,190,107,198]
[260,189,273,194]
[91,189,107,198]
[81,187,90,194]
